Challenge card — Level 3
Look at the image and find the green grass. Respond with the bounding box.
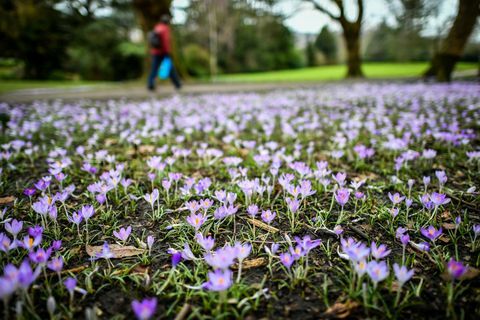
[0,80,111,94]
[216,62,478,83]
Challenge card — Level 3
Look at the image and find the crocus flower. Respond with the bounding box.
[47,256,64,273]
[80,205,95,221]
[354,260,368,277]
[23,188,36,197]
[473,224,480,236]
[367,260,389,286]
[196,233,215,251]
[0,277,16,300]
[280,253,294,269]
[420,226,442,242]
[147,236,154,254]
[113,226,132,243]
[64,277,77,295]
[96,242,114,259]
[234,242,251,261]
[388,192,405,205]
[335,188,350,207]
[261,210,276,224]
[247,204,259,218]
[171,251,182,267]
[186,213,207,230]
[204,269,233,291]
[131,298,157,320]
[143,189,159,206]
[371,242,391,260]
[447,259,467,280]
[393,263,414,286]
[430,192,450,206]
[204,246,236,269]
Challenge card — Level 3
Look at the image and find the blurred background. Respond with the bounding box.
[0,0,478,90]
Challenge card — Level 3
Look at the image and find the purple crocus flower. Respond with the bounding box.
[186,213,207,230]
[29,225,43,237]
[371,242,391,260]
[143,189,159,206]
[367,260,389,286]
[388,192,405,205]
[18,260,41,289]
[29,248,52,264]
[0,277,16,300]
[335,188,350,207]
[80,205,95,221]
[473,225,480,236]
[23,188,36,197]
[96,242,114,259]
[47,256,64,273]
[234,242,251,261]
[332,172,347,186]
[420,226,442,242]
[5,219,23,238]
[204,269,233,291]
[247,204,259,218]
[447,259,467,280]
[393,263,414,286]
[147,236,155,254]
[64,277,77,296]
[131,297,157,320]
[261,210,276,224]
[430,192,450,206]
[171,251,182,267]
[280,252,294,268]
[196,233,215,251]
[113,226,132,242]
[204,246,236,269]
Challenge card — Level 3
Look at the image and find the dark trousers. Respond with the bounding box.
[148,54,181,90]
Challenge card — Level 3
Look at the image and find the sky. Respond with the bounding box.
[172,0,464,36]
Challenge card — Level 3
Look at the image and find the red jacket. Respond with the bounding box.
[150,23,171,56]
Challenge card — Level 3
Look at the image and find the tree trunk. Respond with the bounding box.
[343,23,364,78]
[424,0,479,82]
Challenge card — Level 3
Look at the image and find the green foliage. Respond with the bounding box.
[315,26,338,64]
[182,0,302,75]
[0,1,71,79]
[305,42,318,67]
[67,19,143,81]
[183,44,211,77]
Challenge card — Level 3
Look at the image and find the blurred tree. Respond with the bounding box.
[315,26,337,64]
[305,42,318,66]
[181,0,301,75]
[424,0,479,81]
[0,0,71,79]
[364,21,396,62]
[306,0,364,77]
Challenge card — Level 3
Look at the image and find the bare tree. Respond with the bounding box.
[424,0,479,82]
[306,0,364,77]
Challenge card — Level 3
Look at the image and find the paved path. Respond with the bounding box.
[0,82,323,104]
[1,69,477,104]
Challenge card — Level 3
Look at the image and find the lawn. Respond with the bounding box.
[0,82,479,319]
[216,62,478,82]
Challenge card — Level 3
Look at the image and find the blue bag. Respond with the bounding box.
[158,57,172,79]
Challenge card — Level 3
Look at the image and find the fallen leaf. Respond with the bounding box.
[105,138,118,146]
[323,300,359,319]
[442,223,456,230]
[438,235,450,243]
[0,196,15,204]
[86,244,145,259]
[232,257,267,270]
[246,218,279,233]
[61,265,87,275]
[139,145,155,154]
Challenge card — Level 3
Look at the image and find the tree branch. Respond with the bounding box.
[356,0,364,24]
[308,0,340,21]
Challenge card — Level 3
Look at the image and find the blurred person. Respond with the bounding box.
[147,14,182,91]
